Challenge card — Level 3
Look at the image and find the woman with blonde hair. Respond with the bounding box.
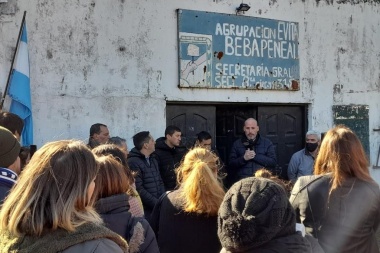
[93,155,159,253]
[0,140,128,253]
[150,147,225,253]
[290,125,380,253]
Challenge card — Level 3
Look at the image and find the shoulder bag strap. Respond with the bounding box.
[148,191,171,237]
[306,175,331,239]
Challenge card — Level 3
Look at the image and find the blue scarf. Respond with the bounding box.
[0,167,17,188]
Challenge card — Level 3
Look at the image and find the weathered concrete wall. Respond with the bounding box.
[1,0,380,178]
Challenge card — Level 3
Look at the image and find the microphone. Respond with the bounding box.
[243,139,255,151]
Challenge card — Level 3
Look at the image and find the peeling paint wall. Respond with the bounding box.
[1,0,380,178]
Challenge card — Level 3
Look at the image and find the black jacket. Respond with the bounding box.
[153,137,187,191]
[229,134,277,183]
[128,148,165,217]
[290,174,380,253]
[150,190,221,253]
[95,193,159,253]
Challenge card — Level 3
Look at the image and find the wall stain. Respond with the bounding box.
[291,80,299,90]
[120,66,128,79]
[338,47,347,53]
[46,50,53,59]
[334,83,343,94]
[214,51,224,60]
[336,0,380,4]
[313,0,380,4]
[37,0,55,17]
[59,77,67,96]
[156,71,162,84]
[117,0,125,18]
[121,14,155,90]
[83,66,88,81]
[102,87,111,94]
[269,0,278,6]
[114,37,127,56]
[79,84,87,95]
[333,84,343,103]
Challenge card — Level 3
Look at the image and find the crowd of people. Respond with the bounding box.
[0,112,379,253]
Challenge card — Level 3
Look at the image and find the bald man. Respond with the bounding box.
[229,118,277,185]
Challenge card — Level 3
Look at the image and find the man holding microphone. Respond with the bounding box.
[228,118,277,186]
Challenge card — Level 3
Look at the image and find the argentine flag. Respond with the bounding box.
[8,22,33,146]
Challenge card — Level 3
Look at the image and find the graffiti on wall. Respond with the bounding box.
[178,9,300,90]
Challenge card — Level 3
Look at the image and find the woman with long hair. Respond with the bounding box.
[92,144,144,217]
[290,125,380,253]
[93,155,159,253]
[0,140,128,253]
[150,147,225,253]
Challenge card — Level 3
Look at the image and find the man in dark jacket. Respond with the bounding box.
[154,126,187,191]
[0,126,21,205]
[128,131,165,220]
[228,118,277,185]
[87,123,110,149]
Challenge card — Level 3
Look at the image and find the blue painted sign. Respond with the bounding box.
[178,9,300,90]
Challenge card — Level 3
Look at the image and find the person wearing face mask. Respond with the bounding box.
[287,130,321,184]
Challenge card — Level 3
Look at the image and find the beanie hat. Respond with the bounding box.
[218,177,296,252]
[0,126,21,168]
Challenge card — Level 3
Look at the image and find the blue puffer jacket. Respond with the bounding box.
[128,148,165,217]
[229,134,277,182]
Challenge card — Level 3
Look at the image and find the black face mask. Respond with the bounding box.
[306,142,318,152]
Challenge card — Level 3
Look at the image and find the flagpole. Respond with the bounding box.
[0,11,27,110]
